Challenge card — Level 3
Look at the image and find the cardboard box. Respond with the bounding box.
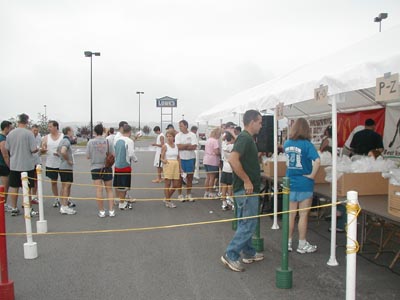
[263,161,287,177]
[314,167,328,184]
[388,183,400,217]
[335,172,388,197]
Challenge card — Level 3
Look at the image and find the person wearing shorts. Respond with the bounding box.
[0,120,12,211]
[151,126,164,183]
[284,118,320,254]
[42,120,63,207]
[160,129,180,208]
[113,124,137,210]
[57,127,76,215]
[87,124,115,218]
[203,127,222,199]
[5,113,38,216]
[175,120,198,202]
[220,131,235,210]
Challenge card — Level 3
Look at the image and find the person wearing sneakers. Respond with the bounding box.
[160,129,180,208]
[86,124,115,218]
[57,127,76,215]
[175,120,198,202]
[203,127,221,199]
[221,110,264,272]
[113,124,138,210]
[5,113,39,217]
[30,124,42,203]
[41,120,64,208]
[0,120,12,212]
[284,118,320,254]
[220,131,235,210]
[151,126,164,183]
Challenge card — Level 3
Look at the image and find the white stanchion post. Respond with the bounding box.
[36,165,48,233]
[346,191,359,300]
[272,109,279,229]
[194,150,200,180]
[21,172,38,259]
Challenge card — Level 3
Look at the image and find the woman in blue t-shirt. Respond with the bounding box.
[284,118,320,254]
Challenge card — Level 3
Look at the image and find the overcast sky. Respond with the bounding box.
[1,0,399,127]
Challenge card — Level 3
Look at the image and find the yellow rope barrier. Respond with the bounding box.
[1,201,346,237]
[44,168,217,176]
[1,190,287,202]
[345,201,362,255]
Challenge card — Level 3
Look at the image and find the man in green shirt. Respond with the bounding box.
[221,110,264,272]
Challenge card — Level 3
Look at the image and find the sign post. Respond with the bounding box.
[156,96,178,130]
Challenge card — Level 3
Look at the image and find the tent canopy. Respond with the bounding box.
[197,25,400,122]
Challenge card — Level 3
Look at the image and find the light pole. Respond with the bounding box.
[84,51,101,138]
[136,91,144,131]
[374,13,388,32]
[44,105,47,121]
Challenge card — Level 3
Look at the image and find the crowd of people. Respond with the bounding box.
[0,113,242,219]
[0,111,386,273]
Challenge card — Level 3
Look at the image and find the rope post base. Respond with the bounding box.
[276,267,293,289]
[36,220,48,234]
[24,242,38,260]
[0,185,15,300]
[276,177,293,289]
[0,282,15,300]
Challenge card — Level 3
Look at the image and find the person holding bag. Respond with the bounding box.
[86,124,115,218]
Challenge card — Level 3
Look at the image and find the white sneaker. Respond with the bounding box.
[98,210,106,218]
[203,192,209,198]
[109,210,116,217]
[60,205,77,215]
[187,194,195,202]
[297,241,317,254]
[4,204,13,212]
[119,201,128,210]
[178,195,186,202]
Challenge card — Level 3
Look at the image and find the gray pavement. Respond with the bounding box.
[3,140,400,300]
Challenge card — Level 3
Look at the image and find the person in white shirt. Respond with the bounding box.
[151,126,164,183]
[175,120,198,202]
[30,124,42,202]
[41,120,64,207]
[113,124,138,210]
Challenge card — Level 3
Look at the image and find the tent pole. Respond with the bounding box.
[272,109,279,229]
[327,94,339,266]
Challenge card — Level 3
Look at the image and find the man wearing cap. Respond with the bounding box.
[350,119,384,155]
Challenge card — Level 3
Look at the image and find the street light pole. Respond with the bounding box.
[44,105,47,121]
[84,51,101,138]
[374,13,388,32]
[136,91,144,131]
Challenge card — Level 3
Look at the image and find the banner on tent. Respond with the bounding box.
[337,109,385,147]
[384,106,400,157]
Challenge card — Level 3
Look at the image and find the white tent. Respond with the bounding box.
[197,24,400,122]
[197,25,400,267]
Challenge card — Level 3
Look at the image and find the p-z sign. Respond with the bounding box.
[376,73,399,102]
